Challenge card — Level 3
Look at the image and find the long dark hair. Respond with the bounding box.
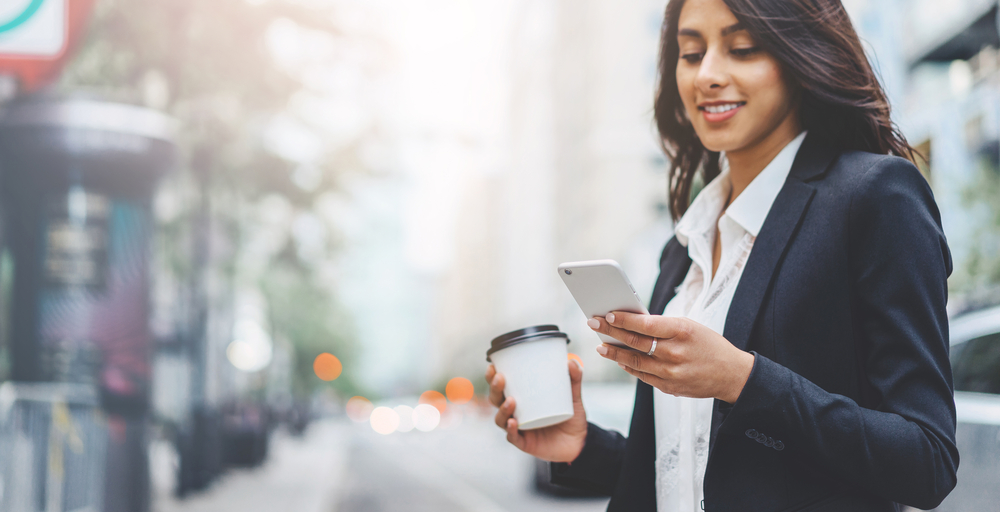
[655,0,919,221]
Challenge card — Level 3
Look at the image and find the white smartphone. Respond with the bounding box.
[558,259,649,349]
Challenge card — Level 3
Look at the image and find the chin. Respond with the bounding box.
[697,133,743,154]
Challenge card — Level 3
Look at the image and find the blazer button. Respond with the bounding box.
[756,435,767,444]
[764,437,775,448]
[745,429,758,439]
[774,441,784,451]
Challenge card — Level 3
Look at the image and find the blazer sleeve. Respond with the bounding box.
[721,156,959,509]
[548,422,626,495]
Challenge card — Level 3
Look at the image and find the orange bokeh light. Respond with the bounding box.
[313,353,343,381]
[568,353,584,369]
[346,396,374,423]
[445,377,474,404]
[419,390,448,413]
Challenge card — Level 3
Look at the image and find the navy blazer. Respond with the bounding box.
[550,133,959,511]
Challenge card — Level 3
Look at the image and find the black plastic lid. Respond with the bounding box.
[486,325,569,362]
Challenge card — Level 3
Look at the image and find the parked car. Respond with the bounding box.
[930,304,1000,511]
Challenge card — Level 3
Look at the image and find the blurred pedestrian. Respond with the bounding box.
[486,0,958,510]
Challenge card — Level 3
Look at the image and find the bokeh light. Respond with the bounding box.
[568,353,583,369]
[445,377,474,404]
[225,320,273,372]
[313,353,343,381]
[346,396,374,423]
[394,405,415,432]
[419,390,448,413]
[412,403,441,432]
[370,406,400,435]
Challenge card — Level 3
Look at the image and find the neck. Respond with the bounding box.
[725,115,802,201]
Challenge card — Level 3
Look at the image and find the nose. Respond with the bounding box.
[694,47,730,92]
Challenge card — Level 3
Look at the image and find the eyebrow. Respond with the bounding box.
[677,22,745,38]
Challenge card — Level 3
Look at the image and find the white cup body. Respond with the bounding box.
[491,335,573,430]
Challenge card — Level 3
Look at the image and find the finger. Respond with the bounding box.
[588,316,655,352]
[488,371,506,408]
[505,418,527,451]
[568,359,583,407]
[607,311,687,340]
[597,343,646,372]
[494,397,516,429]
[485,364,496,384]
[618,363,669,392]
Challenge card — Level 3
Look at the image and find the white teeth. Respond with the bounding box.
[704,103,742,114]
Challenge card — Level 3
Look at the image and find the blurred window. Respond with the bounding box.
[914,139,932,183]
[965,115,984,150]
[952,332,1000,394]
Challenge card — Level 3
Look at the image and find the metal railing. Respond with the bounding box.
[0,382,107,512]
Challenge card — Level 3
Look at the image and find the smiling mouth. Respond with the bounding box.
[698,102,746,113]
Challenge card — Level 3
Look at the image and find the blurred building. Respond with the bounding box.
[431,0,671,383]
[896,0,1000,299]
[845,0,1000,297]
[328,0,671,393]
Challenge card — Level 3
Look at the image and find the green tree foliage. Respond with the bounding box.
[262,265,358,396]
[957,151,1000,293]
[58,0,366,397]
[60,0,344,198]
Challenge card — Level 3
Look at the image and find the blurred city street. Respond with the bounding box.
[151,414,610,512]
[0,0,998,510]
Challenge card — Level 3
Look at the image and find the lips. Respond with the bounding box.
[698,101,746,123]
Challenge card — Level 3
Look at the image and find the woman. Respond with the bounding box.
[484,0,959,510]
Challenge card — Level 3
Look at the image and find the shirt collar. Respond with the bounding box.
[674,130,807,245]
[722,130,807,237]
[673,166,732,248]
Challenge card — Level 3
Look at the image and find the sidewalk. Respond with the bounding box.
[152,420,349,512]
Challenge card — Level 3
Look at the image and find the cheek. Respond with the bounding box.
[740,63,791,116]
[675,67,698,111]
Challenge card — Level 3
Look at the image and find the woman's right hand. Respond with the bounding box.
[485,359,588,463]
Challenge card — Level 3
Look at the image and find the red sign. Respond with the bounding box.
[0,0,96,92]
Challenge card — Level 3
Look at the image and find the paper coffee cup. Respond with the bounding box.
[486,325,573,430]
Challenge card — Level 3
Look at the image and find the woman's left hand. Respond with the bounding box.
[588,312,755,404]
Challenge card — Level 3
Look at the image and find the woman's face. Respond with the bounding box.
[675,0,799,154]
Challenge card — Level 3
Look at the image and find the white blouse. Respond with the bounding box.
[654,131,807,512]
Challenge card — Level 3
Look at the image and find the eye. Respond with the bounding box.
[680,53,703,63]
[731,47,760,58]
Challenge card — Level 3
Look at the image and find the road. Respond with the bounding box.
[152,409,612,512]
[337,408,610,512]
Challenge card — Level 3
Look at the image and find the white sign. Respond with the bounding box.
[0,0,66,57]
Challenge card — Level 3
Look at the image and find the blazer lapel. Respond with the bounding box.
[649,236,693,315]
[722,134,839,351]
[610,236,691,512]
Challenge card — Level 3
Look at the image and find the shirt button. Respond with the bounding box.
[745,429,758,439]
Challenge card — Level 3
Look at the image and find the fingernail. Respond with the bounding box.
[596,345,608,356]
[606,312,616,323]
[587,318,600,330]
[618,363,626,370]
